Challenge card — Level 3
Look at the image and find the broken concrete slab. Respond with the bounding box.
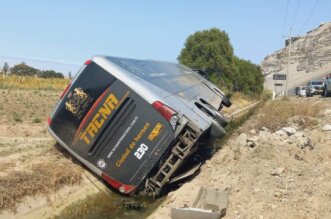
[193,187,230,216]
[171,208,221,219]
[171,187,230,219]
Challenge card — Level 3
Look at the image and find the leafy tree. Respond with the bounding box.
[178,28,264,95]
[10,63,40,76]
[178,28,234,79]
[10,63,64,78]
[233,57,264,95]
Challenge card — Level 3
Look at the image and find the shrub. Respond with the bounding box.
[33,118,42,123]
[260,89,273,101]
[13,112,23,123]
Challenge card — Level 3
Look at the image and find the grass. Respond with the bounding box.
[0,75,69,91]
[254,98,321,131]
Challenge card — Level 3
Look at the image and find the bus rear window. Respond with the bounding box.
[50,62,116,147]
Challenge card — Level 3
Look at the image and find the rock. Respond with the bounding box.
[322,124,331,131]
[250,129,256,134]
[274,191,282,197]
[324,109,331,116]
[205,164,212,168]
[271,204,277,209]
[290,132,305,139]
[319,137,326,143]
[297,137,313,150]
[270,167,285,176]
[282,127,296,136]
[261,127,269,132]
[294,154,304,161]
[287,116,306,127]
[274,129,285,136]
[258,131,274,143]
[259,130,270,136]
[235,133,247,146]
[246,138,257,148]
[253,188,261,193]
[288,132,305,144]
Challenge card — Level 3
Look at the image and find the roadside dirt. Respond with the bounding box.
[0,89,108,219]
[148,97,331,219]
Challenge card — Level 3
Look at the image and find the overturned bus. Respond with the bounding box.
[47,56,231,197]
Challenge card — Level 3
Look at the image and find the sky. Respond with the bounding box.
[0,0,330,74]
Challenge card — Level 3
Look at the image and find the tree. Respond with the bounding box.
[2,62,9,76]
[10,63,40,76]
[233,57,264,95]
[178,28,264,95]
[38,70,64,78]
[178,28,234,79]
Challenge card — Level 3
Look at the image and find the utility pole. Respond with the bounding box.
[285,28,292,96]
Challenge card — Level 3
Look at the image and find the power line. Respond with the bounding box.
[290,0,301,32]
[299,0,320,33]
[282,0,290,38]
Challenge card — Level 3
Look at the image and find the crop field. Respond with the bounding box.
[0,78,84,213]
[0,76,70,91]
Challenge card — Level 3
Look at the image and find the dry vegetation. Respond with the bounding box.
[253,97,321,131]
[0,149,83,211]
[222,92,257,117]
[0,81,85,212]
[0,75,69,91]
[0,89,59,125]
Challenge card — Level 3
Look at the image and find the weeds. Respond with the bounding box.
[13,112,23,123]
[255,99,321,131]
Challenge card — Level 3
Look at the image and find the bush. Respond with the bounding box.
[260,89,273,101]
[33,118,42,123]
